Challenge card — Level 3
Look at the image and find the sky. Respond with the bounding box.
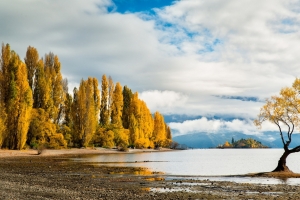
[1,0,300,139]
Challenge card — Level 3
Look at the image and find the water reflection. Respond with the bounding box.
[72,149,300,185]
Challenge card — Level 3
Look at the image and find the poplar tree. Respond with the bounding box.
[122,85,133,129]
[140,101,154,143]
[166,124,172,140]
[111,82,123,126]
[33,59,51,109]
[0,44,33,149]
[128,92,154,148]
[44,53,65,124]
[100,74,109,126]
[24,46,39,90]
[0,102,6,147]
[71,78,100,147]
[153,111,166,148]
[108,76,114,120]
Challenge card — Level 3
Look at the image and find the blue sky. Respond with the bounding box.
[1,0,300,139]
[111,0,175,13]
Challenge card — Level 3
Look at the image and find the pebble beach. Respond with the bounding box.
[0,149,300,199]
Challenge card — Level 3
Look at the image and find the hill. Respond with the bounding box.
[172,132,276,148]
[217,138,269,148]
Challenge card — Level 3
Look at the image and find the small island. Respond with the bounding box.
[217,138,269,148]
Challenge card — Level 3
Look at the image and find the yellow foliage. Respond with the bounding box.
[223,141,232,148]
[1,49,33,149]
[93,127,115,148]
[153,112,166,147]
[113,128,129,147]
[254,78,300,150]
[111,82,123,127]
[100,74,109,126]
[72,78,99,147]
[0,44,173,150]
[0,103,6,147]
[28,108,66,149]
[134,138,150,149]
[48,133,67,149]
[128,93,155,147]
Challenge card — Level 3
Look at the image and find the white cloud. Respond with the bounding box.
[169,117,280,136]
[169,117,223,135]
[139,90,188,114]
[1,0,300,122]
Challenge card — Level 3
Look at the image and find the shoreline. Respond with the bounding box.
[1,149,300,199]
[0,147,174,158]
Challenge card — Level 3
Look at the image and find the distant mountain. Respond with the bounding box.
[163,114,245,123]
[173,132,276,148]
[218,138,269,148]
[271,134,300,148]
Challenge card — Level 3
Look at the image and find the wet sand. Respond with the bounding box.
[0,149,300,199]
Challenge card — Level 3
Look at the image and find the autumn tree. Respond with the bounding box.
[0,44,33,149]
[122,85,133,129]
[164,123,172,147]
[0,43,173,150]
[128,92,154,148]
[28,108,66,149]
[43,52,65,124]
[100,75,109,126]
[113,128,129,148]
[254,78,300,172]
[153,111,166,148]
[93,128,114,148]
[71,78,100,147]
[33,59,50,109]
[24,46,39,90]
[0,103,6,147]
[108,76,114,120]
[138,100,154,148]
[60,92,73,146]
[223,141,232,148]
[111,82,123,126]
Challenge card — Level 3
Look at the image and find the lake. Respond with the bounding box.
[73,149,300,185]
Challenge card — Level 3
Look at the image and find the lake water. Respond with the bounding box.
[73,149,300,185]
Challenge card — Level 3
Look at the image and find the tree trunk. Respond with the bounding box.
[272,150,292,172]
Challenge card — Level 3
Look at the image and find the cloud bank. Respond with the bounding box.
[1,0,300,138]
[169,117,281,137]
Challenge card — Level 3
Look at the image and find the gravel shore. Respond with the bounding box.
[0,149,300,199]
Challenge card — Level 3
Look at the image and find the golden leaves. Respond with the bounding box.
[254,78,300,142]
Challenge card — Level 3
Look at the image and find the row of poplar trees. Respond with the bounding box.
[0,43,172,150]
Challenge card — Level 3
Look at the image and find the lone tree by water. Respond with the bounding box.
[254,78,300,172]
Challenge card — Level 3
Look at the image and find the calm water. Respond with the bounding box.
[73,149,300,184]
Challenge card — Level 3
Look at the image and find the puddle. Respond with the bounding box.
[165,176,300,185]
[172,182,210,186]
[150,187,195,193]
[245,191,288,196]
